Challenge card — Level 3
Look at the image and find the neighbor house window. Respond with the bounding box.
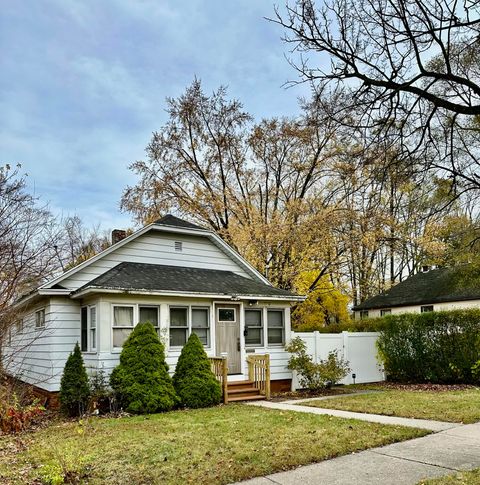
[112,305,134,349]
[191,307,210,346]
[359,310,369,320]
[169,307,188,347]
[16,319,23,334]
[35,309,45,329]
[267,309,284,345]
[421,305,434,313]
[380,309,392,316]
[81,305,97,352]
[245,309,263,346]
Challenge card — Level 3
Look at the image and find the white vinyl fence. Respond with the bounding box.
[291,331,385,389]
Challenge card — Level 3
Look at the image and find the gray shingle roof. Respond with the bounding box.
[77,262,299,299]
[154,214,205,230]
[354,266,480,310]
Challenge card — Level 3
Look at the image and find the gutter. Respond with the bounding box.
[71,286,306,302]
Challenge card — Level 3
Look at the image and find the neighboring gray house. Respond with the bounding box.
[5,215,303,400]
[353,266,480,319]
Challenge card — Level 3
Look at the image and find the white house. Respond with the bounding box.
[353,265,480,319]
[5,215,303,403]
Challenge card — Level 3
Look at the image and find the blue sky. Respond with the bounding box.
[0,1,308,230]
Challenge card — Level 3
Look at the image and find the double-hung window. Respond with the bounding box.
[169,306,210,347]
[245,309,263,346]
[267,309,284,345]
[169,307,188,347]
[380,309,391,316]
[191,307,210,346]
[81,305,97,352]
[35,309,45,329]
[112,305,134,349]
[139,306,160,336]
[421,305,434,313]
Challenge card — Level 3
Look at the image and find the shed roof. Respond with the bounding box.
[354,266,480,311]
[76,262,300,299]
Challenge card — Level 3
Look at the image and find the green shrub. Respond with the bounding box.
[173,333,222,408]
[377,309,480,383]
[295,317,389,334]
[59,343,90,416]
[285,337,350,391]
[110,322,178,414]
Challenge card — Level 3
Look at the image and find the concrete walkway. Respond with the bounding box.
[231,398,480,484]
[238,423,480,484]
[248,399,459,432]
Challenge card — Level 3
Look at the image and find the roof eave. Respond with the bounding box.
[72,286,305,302]
[353,294,480,311]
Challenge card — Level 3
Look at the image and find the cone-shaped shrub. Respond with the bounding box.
[173,333,222,408]
[59,342,90,416]
[110,322,178,414]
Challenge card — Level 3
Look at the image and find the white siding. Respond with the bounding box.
[355,298,480,319]
[4,300,56,391]
[7,293,294,392]
[60,232,252,290]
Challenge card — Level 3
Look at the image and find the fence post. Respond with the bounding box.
[342,331,351,384]
[314,330,320,363]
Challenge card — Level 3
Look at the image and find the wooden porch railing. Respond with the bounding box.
[209,356,228,404]
[247,354,271,400]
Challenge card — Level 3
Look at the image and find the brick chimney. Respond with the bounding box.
[111,229,127,245]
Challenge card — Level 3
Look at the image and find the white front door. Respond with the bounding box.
[215,304,241,374]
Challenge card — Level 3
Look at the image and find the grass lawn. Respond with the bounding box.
[301,388,480,423]
[419,468,480,484]
[0,404,427,485]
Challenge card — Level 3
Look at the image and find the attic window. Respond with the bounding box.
[174,241,183,252]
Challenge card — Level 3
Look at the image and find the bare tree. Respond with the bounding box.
[0,165,62,368]
[273,0,480,192]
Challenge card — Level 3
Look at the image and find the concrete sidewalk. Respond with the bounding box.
[237,422,480,485]
[248,399,459,432]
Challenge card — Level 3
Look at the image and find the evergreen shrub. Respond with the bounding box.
[173,333,222,408]
[59,342,90,416]
[110,322,178,413]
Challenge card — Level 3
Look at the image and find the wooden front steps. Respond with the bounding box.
[227,380,265,402]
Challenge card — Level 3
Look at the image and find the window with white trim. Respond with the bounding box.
[90,307,97,351]
[191,307,210,346]
[16,319,23,334]
[245,309,263,346]
[35,309,45,329]
[421,305,434,313]
[112,305,134,349]
[267,309,284,345]
[169,307,188,347]
[380,309,392,316]
[139,305,160,336]
[81,305,97,352]
[169,306,210,348]
[359,310,369,320]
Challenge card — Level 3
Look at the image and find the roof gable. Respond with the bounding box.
[39,216,272,291]
[354,266,480,310]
